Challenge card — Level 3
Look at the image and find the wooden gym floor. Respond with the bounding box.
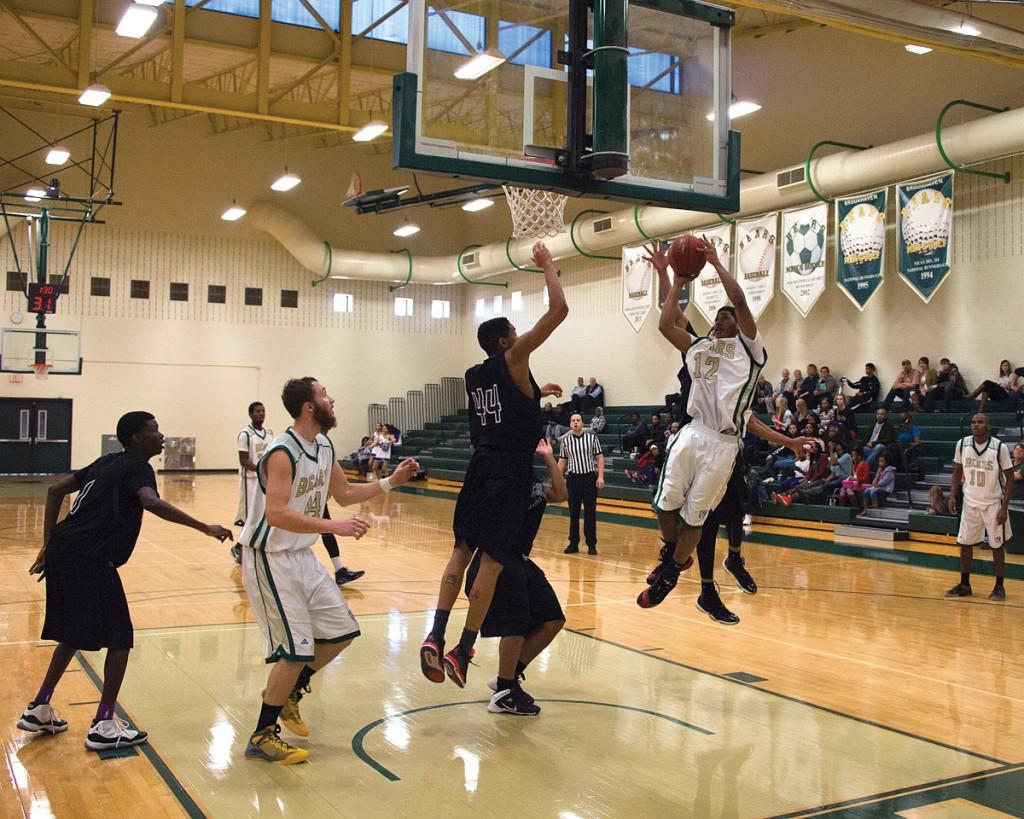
[1,474,1022,818]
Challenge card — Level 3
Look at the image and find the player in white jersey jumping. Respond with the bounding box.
[240,377,418,764]
[231,401,273,563]
[945,413,1014,601]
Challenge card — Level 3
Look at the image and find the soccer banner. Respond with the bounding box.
[897,172,953,303]
[621,243,654,334]
[735,213,778,319]
[690,223,732,325]
[836,189,887,310]
[781,204,828,317]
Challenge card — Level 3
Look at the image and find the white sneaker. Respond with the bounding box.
[17,702,68,735]
[742,514,753,526]
[84,716,149,751]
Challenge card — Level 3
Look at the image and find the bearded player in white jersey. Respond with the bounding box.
[239,377,419,764]
[638,238,810,609]
[945,413,1014,601]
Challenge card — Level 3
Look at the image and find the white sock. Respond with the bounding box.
[331,556,344,572]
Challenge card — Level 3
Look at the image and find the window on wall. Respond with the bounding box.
[394,296,414,317]
[245,287,263,306]
[475,297,486,317]
[130,279,150,299]
[511,290,522,311]
[628,48,681,94]
[169,282,189,302]
[6,270,25,292]
[430,299,450,319]
[333,292,354,313]
[208,284,227,304]
[500,21,552,68]
[281,289,298,308]
[352,0,408,43]
[180,0,340,32]
[90,277,110,297]
[492,294,503,313]
[427,7,485,55]
[47,275,70,294]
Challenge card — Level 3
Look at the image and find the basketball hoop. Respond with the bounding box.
[32,362,52,380]
[502,185,568,240]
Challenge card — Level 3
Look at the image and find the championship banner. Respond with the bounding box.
[736,213,778,319]
[836,189,887,310]
[897,172,953,303]
[690,224,732,325]
[781,204,827,317]
[621,243,654,334]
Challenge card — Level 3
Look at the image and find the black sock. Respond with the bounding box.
[496,676,515,694]
[458,627,478,655]
[430,609,451,642]
[256,702,283,733]
[295,665,315,693]
[995,576,1004,589]
[961,572,971,586]
[515,661,527,678]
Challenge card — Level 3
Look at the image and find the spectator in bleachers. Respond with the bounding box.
[621,412,648,455]
[581,376,605,412]
[794,398,814,428]
[588,406,606,434]
[773,441,830,505]
[814,366,839,403]
[861,453,896,512]
[569,376,587,412]
[756,373,774,413]
[883,359,920,411]
[815,395,836,424]
[823,440,854,497]
[763,422,802,475]
[926,485,949,515]
[352,436,373,480]
[785,368,803,410]
[625,444,663,486]
[859,407,897,466]
[777,369,793,402]
[796,365,819,404]
[843,363,880,412]
[965,359,1018,413]
[771,395,793,430]
[664,420,680,446]
[923,358,965,413]
[896,411,922,473]
[647,413,664,447]
[831,393,858,440]
[1012,443,1024,482]
[837,448,870,506]
[917,357,938,404]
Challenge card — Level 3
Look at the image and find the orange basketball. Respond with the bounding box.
[667,235,705,279]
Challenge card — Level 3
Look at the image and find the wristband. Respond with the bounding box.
[379,476,392,493]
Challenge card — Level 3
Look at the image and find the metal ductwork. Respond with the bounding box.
[251,104,1024,285]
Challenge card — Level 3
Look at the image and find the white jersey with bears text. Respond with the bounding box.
[684,330,767,436]
[238,425,273,476]
[955,434,1011,506]
[240,428,334,553]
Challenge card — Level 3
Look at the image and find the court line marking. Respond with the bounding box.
[350,699,713,781]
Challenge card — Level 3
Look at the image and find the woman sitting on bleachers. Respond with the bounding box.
[860,454,896,513]
[964,359,1018,413]
[770,394,793,430]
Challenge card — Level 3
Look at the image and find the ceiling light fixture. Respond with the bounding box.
[462,197,494,212]
[904,44,933,55]
[952,22,980,37]
[45,146,70,165]
[706,100,761,122]
[454,48,506,80]
[352,121,389,142]
[271,168,301,191]
[116,3,159,38]
[78,84,111,106]
[221,201,246,221]
[393,220,420,237]
[25,188,45,202]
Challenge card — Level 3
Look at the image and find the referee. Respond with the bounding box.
[559,413,605,555]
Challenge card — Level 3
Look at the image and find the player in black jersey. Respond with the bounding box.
[421,241,568,689]
[17,412,232,752]
[465,438,567,716]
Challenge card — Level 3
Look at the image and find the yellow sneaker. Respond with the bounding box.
[245,725,309,764]
[280,692,309,737]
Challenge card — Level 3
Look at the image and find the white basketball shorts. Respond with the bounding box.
[242,546,360,663]
[957,501,1009,549]
[653,421,739,527]
[236,473,258,524]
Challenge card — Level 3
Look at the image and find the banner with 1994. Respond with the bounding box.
[897,172,953,303]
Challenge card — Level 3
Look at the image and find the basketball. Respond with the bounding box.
[667,235,705,279]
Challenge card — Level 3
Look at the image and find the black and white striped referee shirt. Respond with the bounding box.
[559,431,603,474]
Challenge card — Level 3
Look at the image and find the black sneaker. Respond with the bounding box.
[487,673,534,704]
[487,686,541,716]
[945,583,973,598]
[587,547,598,555]
[637,561,682,609]
[335,567,365,586]
[696,584,740,625]
[646,553,693,585]
[723,554,757,594]
[564,544,579,554]
[230,544,242,565]
[989,586,1006,601]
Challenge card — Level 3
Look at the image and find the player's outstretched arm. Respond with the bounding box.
[328,457,420,507]
[646,243,693,352]
[700,235,756,339]
[29,472,82,579]
[507,242,568,370]
[537,438,567,503]
[136,486,232,541]
[746,414,812,456]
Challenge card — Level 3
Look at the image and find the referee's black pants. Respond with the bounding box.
[567,472,598,549]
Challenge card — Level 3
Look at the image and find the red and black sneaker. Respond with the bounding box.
[419,636,445,683]
[441,646,475,688]
[637,561,684,609]
[646,553,693,585]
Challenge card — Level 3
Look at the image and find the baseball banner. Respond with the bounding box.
[897,172,953,303]
[650,239,691,310]
[836,189,887,310]
[690,224,732,325]
[735,213,778,319]
[781,204,828,317]
[621,243,654,334]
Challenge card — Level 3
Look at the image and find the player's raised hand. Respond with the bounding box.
[389,457,420,486]
[535,438,554,458]
[699,235,721,268]
[204,524,233,542]
[531,241,553,268]
[642,242,669,272]
[331,515,370,539]
[540,383,563,398]
[787,436,816,457]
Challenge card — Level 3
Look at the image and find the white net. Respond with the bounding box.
[503,185,568,239]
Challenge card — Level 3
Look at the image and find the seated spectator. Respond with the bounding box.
[837,448,870,506]
[776,368,793,403]
[765,422,801,474]
[965,359,1018,413]
[859,407,897,466]
[569,376,587,412]
[353,436,373,480]
[896,411,921,473]
[785,368,803,410]
[917,357,938,404]
[621,412,648,454]
[625,444,664,486]
[861,454,896,512]
[797,364,819,404]
[813,366,839,403]
[794,398,815,428]
[588,406,607,434]
[822,440,854,497]
[815,395,836,424]
[844,363,880,412]
[926,485,950,515]
[773,441,830,504]
[664,420,680,445]
[756,373,774,413]
[543,402,560,441]
[1012,443,1024,482]
[883,359,920,411]
[831,394,858,439]
[647,413,664,446]
[801,418,820,440]
[581,376,605,412]
[770,395,793,430]
[923,358,965,413]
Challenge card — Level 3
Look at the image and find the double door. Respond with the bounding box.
[0,398,72,474]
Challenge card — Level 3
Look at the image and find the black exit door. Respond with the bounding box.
[0,398,73,474]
